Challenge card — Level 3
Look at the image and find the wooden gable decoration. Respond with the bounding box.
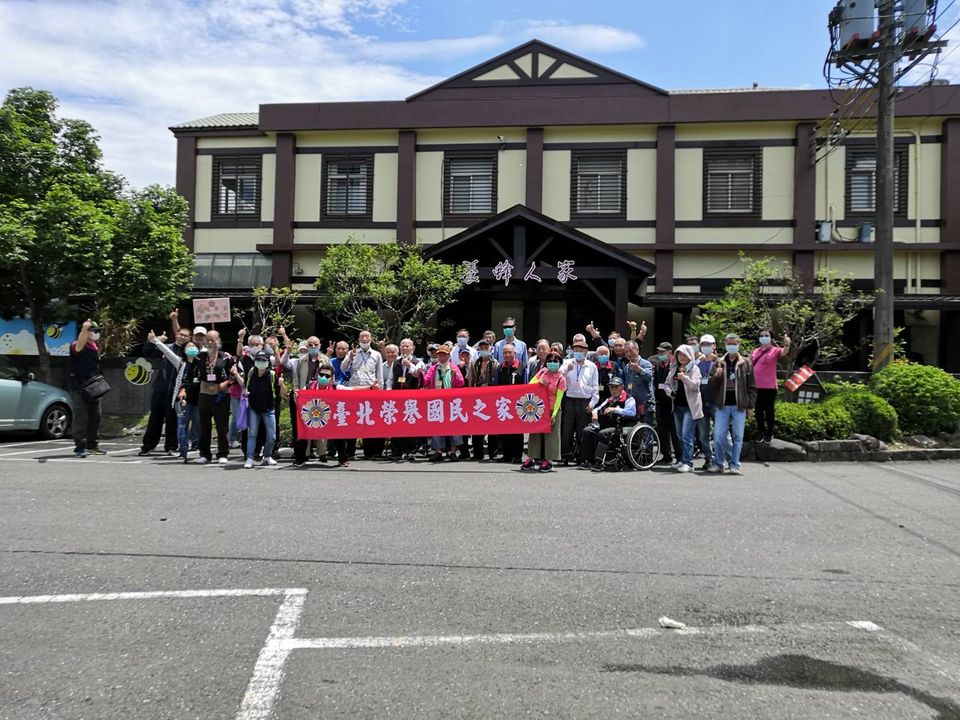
[407,39,667,100]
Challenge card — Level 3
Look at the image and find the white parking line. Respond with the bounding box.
[0,445,85,457]
[0,439,72,448]
[848,620,960,684]
[0,587,308,605]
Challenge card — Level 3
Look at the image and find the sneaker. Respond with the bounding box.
[706,464,724,473]
[520,458,536,472]
[229,440,240,449]
[195,457,209,465]
[217,457,229,465]
[670,461,683,470]
[338,459,350,467]
[448,453,460,462]
[722,467,732,474]
[74,449,87,458]
[537,460,553,473]
[676,463,693,473]
[764,434,774,444]
[700,461,713,471]
[427,452,443,462]
[243,459,254,469]
[87,448,107,456]
[405,453,416,462]
[728,466,743,475]
[262,457,277,466]
[137,448,151,457]
[590,461,605,473]
[578,461,592,470]
[165,449,177,457]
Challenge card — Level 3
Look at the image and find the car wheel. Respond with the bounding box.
[39,403,71,440]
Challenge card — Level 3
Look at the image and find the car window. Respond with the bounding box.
[0,356,21,381]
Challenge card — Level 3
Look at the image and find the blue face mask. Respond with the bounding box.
[546,361,560,372]
[726,344,740,355]
[307,347,320,358]
[478,350,490,358]
[597,354,609,364]
[318,376,330,386]
[503,327,514,337]
[700,345,713,355]
[758,336,771,346]
[457,337,468,346]
[573,351,585,361]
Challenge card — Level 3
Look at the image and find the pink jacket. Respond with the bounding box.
[421,363,465,389]
[673,344,704,420]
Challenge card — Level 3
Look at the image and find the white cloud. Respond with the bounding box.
[0,0,644,188]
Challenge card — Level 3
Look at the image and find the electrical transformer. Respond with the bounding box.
[901,0,932,37]
[838,0,876,49]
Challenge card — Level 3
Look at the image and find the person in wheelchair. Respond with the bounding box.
[577,375,637,471]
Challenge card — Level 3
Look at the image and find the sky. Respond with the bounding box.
[2,0,959,189]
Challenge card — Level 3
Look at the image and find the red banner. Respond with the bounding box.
[296,385,552,440]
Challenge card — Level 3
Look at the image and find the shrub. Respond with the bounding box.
[869,362,960,435]
[767,401,853,444]
[823,391,898,442]
[810,401,855,440]
[278,401,293,446]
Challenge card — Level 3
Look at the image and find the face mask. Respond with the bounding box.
[503,327,514,337]
[89,332,100,341]
[726,344,740,355]
[546,361,560,372]
[318,376,330,387]
[255,360,269,370]
[249,346,262,355]
[573,351,585,361]
[597,354,609,364]
[359,341,371,351]
[657,354,668,363]
[185,347,199,358]
[478,350,490,358]
[307,347,320,358]
[700,345,713,355]
[759,336,771,346]
[457,337,468,346]
[607,337,616,345]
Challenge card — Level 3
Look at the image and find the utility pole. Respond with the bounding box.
[874,0,896,370]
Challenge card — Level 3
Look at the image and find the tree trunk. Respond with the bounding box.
[31,310,52,383]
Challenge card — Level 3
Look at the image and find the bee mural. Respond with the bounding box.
[124,357,154,385]
[44,323,65,339]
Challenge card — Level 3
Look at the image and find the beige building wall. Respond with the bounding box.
[675,148,703,222]
[194,155,212,223]
[675,227,793,244]
[196,137,276,149]
[815,145,846,222]
[762,146,794,220]
[194,228,271,253]
[627,148,657,221]
[674,251,792,279]
[587,228,656,245]
[910,141,941,220]
[542,125,657,143]
[416,128,524,145]
[260,154,276,223]
[373,153,398,222]
[293,228,396,245]
[497,149,526,211]
[675,122,795,142]
[541,150,571,220]
[414,227,471,245]
[294,155,321,222]
[296,130,398,147]
[416,152,443,221]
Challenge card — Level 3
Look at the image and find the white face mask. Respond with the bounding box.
[88,332,100,342]
[359,341,371,351]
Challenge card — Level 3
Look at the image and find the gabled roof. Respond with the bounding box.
[407,39,667,101]
[423,204,657,278]
[169,113,259,130]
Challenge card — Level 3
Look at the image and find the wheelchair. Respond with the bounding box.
[596,415,660,472]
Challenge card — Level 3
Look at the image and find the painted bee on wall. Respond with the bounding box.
[124,357,154,385]
[44,323,64,339]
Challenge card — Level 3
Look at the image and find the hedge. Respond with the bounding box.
[765,401,854,445]
[822,390,899,442]
[869,362,960,435]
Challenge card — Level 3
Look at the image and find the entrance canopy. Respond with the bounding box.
[423,205,656,332]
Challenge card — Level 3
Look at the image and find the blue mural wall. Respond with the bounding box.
[0,319,78,356]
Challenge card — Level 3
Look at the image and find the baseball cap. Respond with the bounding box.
[193,326,207,336]
[699,334,716,345]
[608,375,624,386]
[657,341,673,351]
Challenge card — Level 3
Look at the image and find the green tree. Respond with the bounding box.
[233,285,301,337]
[314,241,464,343]
[0,88,192,378]
[689,254,870,369]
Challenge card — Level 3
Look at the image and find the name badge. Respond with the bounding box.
[701,378,709,385]
[206,373,217,382]
[397,376,406,384]
[627,384,633,391]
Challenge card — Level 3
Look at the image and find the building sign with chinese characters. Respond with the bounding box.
[296,385,551,439]
[461,259,578,286]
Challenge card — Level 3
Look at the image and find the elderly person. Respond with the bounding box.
[522,350,566,472]
[468,337,500,461]
[579,375,636,471]
[292,336,332,467]
[190,330,238,465]
[559,336,599,466]
[422,344,465,461]
[493,342,527,463]
[709,333,757,475]
[670,344,704,473]
[651,341,681,466]
[621,340,655,424]
[526,339,550,377]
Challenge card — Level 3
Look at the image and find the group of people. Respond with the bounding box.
[69,311,791,474]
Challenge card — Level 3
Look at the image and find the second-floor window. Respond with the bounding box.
[444,153,497,217]
[212,155,261,219]
[845,147,908,216]
[322,154,373,219]
[571,151,626,218]
[703,148,762,217]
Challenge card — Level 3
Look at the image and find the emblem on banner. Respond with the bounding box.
[300,398,331,429]
[515,392,546,423]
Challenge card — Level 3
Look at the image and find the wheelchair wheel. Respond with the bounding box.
[625,423,659,470]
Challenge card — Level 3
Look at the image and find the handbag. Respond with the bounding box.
[236,394,249,431]
[80,373,111,401]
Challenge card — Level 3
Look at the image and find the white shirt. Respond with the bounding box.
[561,359,600,407]
[343,347,384,387]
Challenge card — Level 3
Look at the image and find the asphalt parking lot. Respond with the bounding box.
[1,437,959,719]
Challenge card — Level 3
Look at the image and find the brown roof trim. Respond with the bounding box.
[256,86,960,133]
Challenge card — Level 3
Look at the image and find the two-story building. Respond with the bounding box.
[170,40,960,370]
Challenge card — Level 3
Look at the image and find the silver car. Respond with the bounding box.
[0,354,73,439]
